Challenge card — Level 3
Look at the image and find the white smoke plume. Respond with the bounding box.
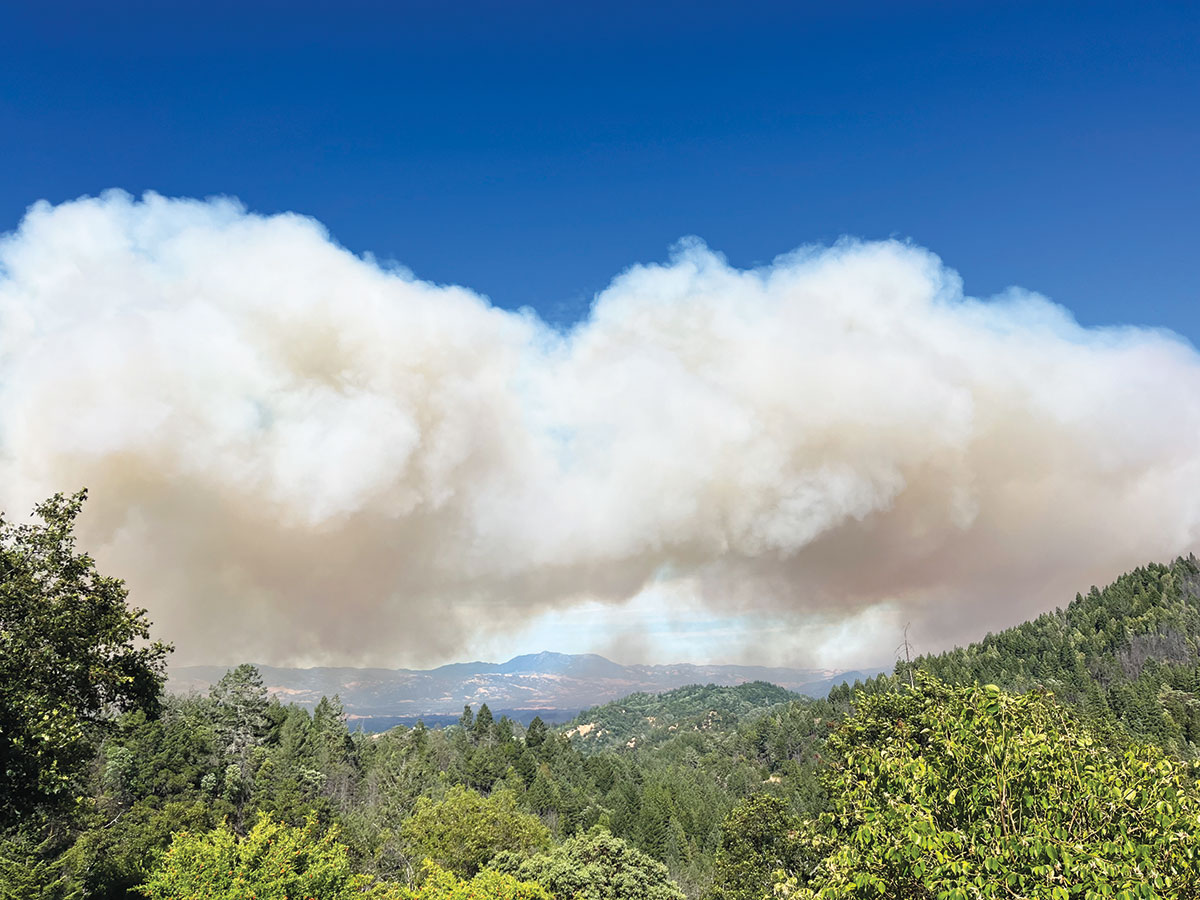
[1,191,1198,667]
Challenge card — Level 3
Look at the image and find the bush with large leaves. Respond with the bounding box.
[781,675,1200,899]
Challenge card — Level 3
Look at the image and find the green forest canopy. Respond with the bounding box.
[4,492,1200,898]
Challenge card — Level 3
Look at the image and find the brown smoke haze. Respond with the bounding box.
[1,191,1197,667]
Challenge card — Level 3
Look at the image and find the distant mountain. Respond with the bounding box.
[169,652,880,726]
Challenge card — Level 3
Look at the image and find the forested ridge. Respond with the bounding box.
[562,682,802,751]
[5,494,1200,899]
[888,555,1200,753]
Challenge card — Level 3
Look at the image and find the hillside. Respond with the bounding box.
[561,681,801,750]
[888,554,1200,752]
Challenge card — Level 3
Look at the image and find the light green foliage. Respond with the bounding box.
[785,676,1200,899]
[0,832,68,900]
[400,785,552,877]
[491,830,687,900]
[139,812,404,900]
[0,491,171,826]
[403,860,550,900]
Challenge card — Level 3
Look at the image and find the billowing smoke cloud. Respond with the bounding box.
[1,191,1198,667]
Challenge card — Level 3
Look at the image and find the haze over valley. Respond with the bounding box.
[170,651,882,728]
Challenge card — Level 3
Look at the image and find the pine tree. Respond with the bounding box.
[525,716,547,750]
[474,703,495,743]
[209,664,270,760]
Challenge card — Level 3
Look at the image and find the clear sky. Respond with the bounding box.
[2,0,1197,336]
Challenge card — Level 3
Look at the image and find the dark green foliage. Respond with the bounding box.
[899,556,1200,754]
[105,699,218,801]
[705,795,810,900]
[0,491,171,827]
[56,799,217,898]
[474,703,495,741]
[525,716,547,749]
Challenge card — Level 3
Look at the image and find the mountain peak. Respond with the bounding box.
[497,651,618,674]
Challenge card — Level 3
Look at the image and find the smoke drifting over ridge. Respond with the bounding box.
[1,191,1198,667]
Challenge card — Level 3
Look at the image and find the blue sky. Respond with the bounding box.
[2,1,1197,336]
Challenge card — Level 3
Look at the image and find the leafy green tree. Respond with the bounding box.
[0,490,171,826]
[526,768,559,816]
[105,697,220,805]
[55,798,216,899]
[403,860,550,900]
[786,675,1200,899]
[310,694,358,808]
[139,812,403,899]
[491,830,686,900]
[0,832,68,900]
[400,785,551,877]
[495,715,516,745]
[467,743,510,791]
[706,795,809,900]
[251,702,322,822]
